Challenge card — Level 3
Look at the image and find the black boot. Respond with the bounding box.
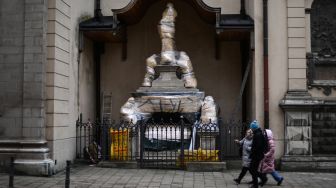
[234,178,240,184]
[259,176,268,187]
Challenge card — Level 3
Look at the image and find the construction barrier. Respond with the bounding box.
[110,129,129,160]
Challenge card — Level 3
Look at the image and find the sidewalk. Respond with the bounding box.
[0,164,335,188]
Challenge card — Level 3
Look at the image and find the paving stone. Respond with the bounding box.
[0,165,336,188]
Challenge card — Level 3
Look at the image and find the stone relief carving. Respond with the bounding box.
[311,0,336,58]
[307,0,336,95]
[285,112,311,155]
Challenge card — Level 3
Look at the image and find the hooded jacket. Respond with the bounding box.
[239,137,253,167]
[259,129,275,173]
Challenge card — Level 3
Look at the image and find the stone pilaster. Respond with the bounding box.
[0,0,54,176]
[287,0,307,91]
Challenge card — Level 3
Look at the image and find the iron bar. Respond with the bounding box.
[9,157,14,188]
[180,116,184,168]
[65,160,71,188]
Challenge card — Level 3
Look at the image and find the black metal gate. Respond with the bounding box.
[76,116,247,169]
[139,117,192,169]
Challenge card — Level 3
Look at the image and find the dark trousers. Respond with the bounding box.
[237,166,251,182]
[250,159,265,187]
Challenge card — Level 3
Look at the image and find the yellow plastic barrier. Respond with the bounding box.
[177,149,219,166]
[110,129,129,160]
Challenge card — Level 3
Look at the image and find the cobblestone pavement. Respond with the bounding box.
[0,164,335,188]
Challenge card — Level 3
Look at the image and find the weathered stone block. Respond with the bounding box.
[289,68,306,79]
[46,100,69,114]
[46,59,69,75]
[23,117,43,128]
[22,127,44,138]
[185,162,226,172]
[288,48,306,58]
[0,47,21,54]
[23,99,44,108]
[23,108,32,117]
[55,35,70,52]
[47,46,70,63]
[23,82,43,99]
[287,0,305,8]
[48,9,71,29]
[25,13,44,21]
[24,53,34,62]
[288,37,306,48]
[97,161,138,169]
[46,113,69,127]
[24,63,43,73]
[25,0,44,4]
[4,54,23,63]
[24,28,43,37]
[52,0,70,17]
[32,107,43,117]
[288,8,305,18]
[288,78,307,90]
[24,73,35,82]
[24,46,42,53]
[289,59,306,69]
[46,73,68,88]
[34,73,43,82]
[288,18,305,28]
[25,4,45,13]
[288,28,305,38]
[5,107,22,118]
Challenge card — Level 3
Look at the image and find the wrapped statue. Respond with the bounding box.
[142,3,197,88]
[200,96,218,124]
[120,97,140,124]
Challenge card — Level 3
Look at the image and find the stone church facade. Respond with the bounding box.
[0,0,335,175]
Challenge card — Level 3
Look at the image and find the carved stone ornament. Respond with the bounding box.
[311,0,336,58]
[307,0,336,95]
[306,53,336,96]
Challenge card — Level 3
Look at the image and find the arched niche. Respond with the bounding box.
[112,0,220,25]
[79,0,253,45]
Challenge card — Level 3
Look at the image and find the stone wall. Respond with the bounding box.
[0,0,25,139]
[46,0,95,172]
[287,0,307,91]
[0,0,48,143]
[268,0,287,159]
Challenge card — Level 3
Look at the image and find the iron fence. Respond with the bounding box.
[76,116,248,169]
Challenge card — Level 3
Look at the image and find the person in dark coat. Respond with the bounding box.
[233,129,253,184]
[249,120,267,188]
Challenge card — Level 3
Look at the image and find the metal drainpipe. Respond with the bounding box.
[95,0,102,21]
[240,0,246,16]
[263,0,269,129]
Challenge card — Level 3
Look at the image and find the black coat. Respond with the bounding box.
[250,128,266,161]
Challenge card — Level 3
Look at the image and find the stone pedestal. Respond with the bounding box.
[279,91,336,171]
[0,139,54,176]
[280,91,316,155]
[132,65,205,121]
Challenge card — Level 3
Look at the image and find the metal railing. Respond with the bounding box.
[76,116,248,169]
